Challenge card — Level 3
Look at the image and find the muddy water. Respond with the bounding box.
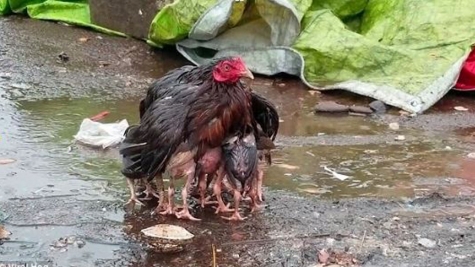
[2,16,475,267]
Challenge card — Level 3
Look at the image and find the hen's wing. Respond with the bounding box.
[121,84,198,179]
[250,92,279,140]
[139,65,196,118]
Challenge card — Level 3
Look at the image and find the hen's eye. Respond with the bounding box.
[223,64,230,71]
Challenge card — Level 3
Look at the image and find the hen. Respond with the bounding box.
[120,57,257,220]
[134,58,279,212]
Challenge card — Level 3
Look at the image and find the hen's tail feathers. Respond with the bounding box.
[119,125,147,179]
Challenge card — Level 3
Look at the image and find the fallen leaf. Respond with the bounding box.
[141,224,194,240]
[78,37,89,43]
[0,158,16,165]
[0,225,12,239]
[454,106,469,111]
[318,249,330,263]
[275,163,299,170]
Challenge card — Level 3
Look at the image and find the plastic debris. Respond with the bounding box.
[323,166,351,181]
[73,118,129,149]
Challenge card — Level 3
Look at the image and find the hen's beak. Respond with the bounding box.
[241,67,254,80]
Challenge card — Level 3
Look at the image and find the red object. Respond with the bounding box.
[454,48,475,91]
[89,111,110,121]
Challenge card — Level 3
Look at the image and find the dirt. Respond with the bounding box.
[1,16,475,267]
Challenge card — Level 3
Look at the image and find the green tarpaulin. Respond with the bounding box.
[1,0,475,113]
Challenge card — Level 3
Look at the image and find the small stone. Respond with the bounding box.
[369,100,387,113]
[467,153,475,159]
[383,222,392,229]
[389,122,400,130]
[395,135,405,141]
[0,72,11,79]
[418,238,436,248]
[75,240,86,248]
[349,105,373,114]
[315,101,349,113]
[232,253,240,259]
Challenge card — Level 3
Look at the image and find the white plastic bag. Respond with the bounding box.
[73,118,129,149]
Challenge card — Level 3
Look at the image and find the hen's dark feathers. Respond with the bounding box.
[121,83,198,180]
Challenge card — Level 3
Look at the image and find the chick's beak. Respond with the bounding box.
[241,67,254,80]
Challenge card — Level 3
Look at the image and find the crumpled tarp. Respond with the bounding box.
[0,0,123,35]
[454,48,475,91]
[2,0,475,113]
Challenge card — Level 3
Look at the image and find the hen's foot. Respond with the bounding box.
[221,211,246,221]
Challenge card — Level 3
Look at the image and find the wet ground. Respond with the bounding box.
[1,16,475,267]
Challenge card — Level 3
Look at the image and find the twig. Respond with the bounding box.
[358,230,367,254]
[212,243,217,267]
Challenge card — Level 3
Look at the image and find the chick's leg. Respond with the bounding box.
[176,171,201,221]
[222,189,246,221]
[199,173,217,207]
[159,179,176,216]
[151,174,167,214]
[248,174,264,213]
[139,178,161,200]
[124,178,145,208]
[213,167,234,214]
[257,167,265,202]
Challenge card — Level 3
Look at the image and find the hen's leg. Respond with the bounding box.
[124,178,145,208]
[222,189,246,221]
[159,179,176,216]
[176,172,201,221]
[213,169,234,214]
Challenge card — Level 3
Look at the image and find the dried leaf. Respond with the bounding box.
[0,225,12,239]
[318,249,330,263]
[0,158,16,165]
[141,224,194,240]
[275,163,299,170]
